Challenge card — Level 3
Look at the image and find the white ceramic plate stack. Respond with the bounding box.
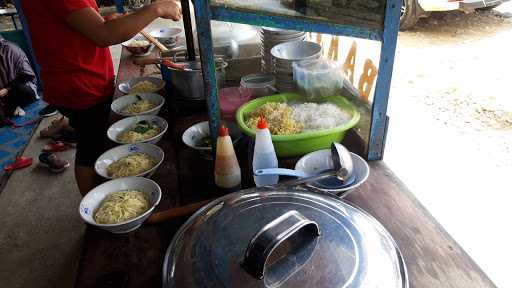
[270,41,322,92]
[260,27,306,74]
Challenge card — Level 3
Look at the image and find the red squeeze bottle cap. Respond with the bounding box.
[219,125,229,137]
[257,117,268,129]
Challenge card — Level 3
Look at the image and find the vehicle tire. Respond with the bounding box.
[476,3,501,11]
[400,0,419,30]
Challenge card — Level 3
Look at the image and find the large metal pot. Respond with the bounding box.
[163,189,408,288]
[162,59,228,101]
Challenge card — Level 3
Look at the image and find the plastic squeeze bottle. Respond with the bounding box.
[215,125,241,192]
[253,117,279,187]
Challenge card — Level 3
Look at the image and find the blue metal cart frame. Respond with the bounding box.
[14,0,400,160]
[11,0,42,89]
[193,0,401,160]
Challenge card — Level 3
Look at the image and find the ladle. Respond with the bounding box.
[254,143,354,184]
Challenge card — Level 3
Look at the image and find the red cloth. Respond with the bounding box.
[20,0,114,109]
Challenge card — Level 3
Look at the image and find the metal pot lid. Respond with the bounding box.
[163,190,408,288]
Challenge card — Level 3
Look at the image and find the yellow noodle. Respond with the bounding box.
[106,153,156,178]
[245,102,303,135]
[117,123,161,143]
[121,99,156,114]
[94,190,150,224]
[129,81,159,94]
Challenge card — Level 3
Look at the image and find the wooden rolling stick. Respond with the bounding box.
[146,199,212,224]
[343,41,357,85]
[139,30,169,52]
[358,59,378,103]
[134,30,186,70]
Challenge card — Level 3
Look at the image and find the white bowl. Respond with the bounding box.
[271,41,322,62]
[118,77,165,94]
[182,121,242,159]
[111,93,165,117]
[295,149,370,197]
[121,34,155,56]
[149,27,182,47]
[95,143,165,179]
[108,115,168,145]
[79,177,162,234]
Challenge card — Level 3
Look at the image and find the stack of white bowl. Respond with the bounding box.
[81,90,169,234]
[270,41,323,92]
[260,27,306,74]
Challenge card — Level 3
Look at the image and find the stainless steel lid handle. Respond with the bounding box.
[241,210,321,281]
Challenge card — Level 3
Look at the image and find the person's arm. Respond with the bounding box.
[66,1,182,47]
[103,12,125,22]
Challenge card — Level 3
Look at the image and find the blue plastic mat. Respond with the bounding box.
[0,100,44,180]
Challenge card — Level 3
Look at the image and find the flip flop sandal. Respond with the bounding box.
[51,131,78,147]
[4,157,33,172]
[39,117,71,138]
[38,152,70,173]
[42,141,72,152]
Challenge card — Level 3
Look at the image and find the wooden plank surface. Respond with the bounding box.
[75,48,496,288]
[75,49,182,288]
[346,162,496,288]
[212,0,386,29]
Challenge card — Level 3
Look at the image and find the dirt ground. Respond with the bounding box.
[396,5,512,134]
[385,3,512,288]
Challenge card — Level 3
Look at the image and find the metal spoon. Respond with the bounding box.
[254,142,354,183]
[254,168,310,178]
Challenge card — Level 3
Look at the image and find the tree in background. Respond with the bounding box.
[0,0,12,8]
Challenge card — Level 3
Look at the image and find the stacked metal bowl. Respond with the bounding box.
[260,27,306,74]
[270,41,323,92]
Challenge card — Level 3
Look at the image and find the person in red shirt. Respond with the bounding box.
[20,0,182,196]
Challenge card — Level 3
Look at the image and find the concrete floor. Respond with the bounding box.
[0,17,174,288]
[0,45,122,288]
[0,116,84,288]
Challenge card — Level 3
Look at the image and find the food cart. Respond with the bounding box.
[12,0,497,287]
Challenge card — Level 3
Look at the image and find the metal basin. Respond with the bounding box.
[162,60,228,101]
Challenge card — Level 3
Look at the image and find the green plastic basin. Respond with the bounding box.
[236,93,360,157]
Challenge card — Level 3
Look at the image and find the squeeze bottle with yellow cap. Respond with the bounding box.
[215,125,241,192]
[253,117,279,187]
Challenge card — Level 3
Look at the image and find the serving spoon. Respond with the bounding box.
[254,143,354,184]
[146,144,353,224]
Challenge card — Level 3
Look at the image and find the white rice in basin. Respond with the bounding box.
[291,103,352,132]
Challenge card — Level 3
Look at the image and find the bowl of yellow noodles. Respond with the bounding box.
[108,115,168,145]
[118,77,165,95]
[95,143,164,179]
[111,93,165,117]
[79,177,161,234]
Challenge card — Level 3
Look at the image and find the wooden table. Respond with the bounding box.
[74,48,496,288]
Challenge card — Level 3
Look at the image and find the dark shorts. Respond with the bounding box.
[57,99,111,167]
[0,83,37,116]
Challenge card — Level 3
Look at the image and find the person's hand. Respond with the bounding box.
[153,0,182,21]
[0,88,8,98]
